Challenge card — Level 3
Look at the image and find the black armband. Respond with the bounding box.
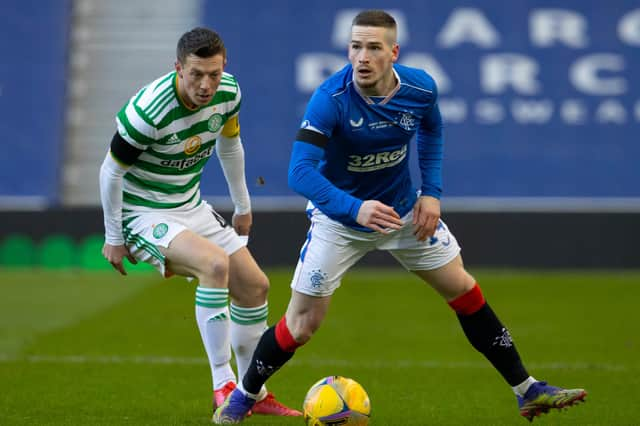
[110,132,144,165]
[295,128,329,149]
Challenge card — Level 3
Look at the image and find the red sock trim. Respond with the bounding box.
[275,316,301,352]
[448,283,486,315]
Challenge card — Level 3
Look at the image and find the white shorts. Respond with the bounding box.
[291,208,461,297]
[122,201,245,277]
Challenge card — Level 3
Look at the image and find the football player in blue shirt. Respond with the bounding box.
[214,10,586,424]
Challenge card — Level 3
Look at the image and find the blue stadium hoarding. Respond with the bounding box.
[202,0,640,210]
[0,0,71,208]
[1,1,638,211]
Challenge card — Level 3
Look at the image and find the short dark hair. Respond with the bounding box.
[176,27,226,64]
[352,10,397,29]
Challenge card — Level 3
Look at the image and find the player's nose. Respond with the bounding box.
[200,76,215,91]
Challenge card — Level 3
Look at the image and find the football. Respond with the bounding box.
[303,376,371,425]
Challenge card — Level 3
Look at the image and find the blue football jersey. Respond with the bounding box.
[291,63,443,231]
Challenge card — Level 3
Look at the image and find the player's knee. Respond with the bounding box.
[230,269,269,305]
[210,254,230,283]
[450,272,478,300]
[252,270,270,300]
[199,252,229,286]
[440,266,476,301]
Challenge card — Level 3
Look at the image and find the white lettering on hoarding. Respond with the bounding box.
[437,8,500,48]
[530,9,588,48]
[560,100,588,125]
[511,100,554,123]
[439,99,468,122]
[475,99,505,124]
[618,9,640,46]
[294,7,638,125]
[481,54,541,94]
[401,53,451,93]
[596,99,627,123]
[570,54,626,95]
[295,53,345,92]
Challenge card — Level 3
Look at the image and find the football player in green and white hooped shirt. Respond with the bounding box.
[99,27,301,418]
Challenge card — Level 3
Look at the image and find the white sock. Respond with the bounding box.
[229,303,268,378]
[230,302,269,398]
[195,286,236,390]
[513,376,537,397]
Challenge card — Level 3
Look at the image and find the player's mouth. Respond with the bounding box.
[357,68,373,78]
[196,93,212,102]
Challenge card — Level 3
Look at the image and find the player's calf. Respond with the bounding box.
[241,317,301,395]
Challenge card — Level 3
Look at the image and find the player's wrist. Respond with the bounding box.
[234,205,251,215]
[349,198,364,221]
[420,188,441,199]
[104,235,125,246]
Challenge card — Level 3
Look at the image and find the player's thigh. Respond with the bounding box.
[227,246,269,306]
[290,217,371,297]
[194,201,246,256]
[412,254,476,301]
[161,229,228,282]
[123,214,188,278]
[384,217,473,299]
[285,290,332,341]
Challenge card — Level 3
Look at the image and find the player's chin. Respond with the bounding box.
[355,77,376,88]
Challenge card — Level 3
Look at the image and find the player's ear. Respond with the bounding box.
[391,43,399,63]
[175,60,183,77]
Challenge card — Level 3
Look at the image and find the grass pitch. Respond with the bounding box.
[1,267,639,425]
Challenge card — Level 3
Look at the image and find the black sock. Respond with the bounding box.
[242,326,296,394]
[457,303,529,386]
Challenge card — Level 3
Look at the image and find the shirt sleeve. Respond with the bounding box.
[216,133,251,215]
[223,78,242,123]
[115,92,157,150]
[416,86,444,199]
[299,88,340,140]
[288,141,362,224]
[221,115,240,138]
[99,151,131,245]
[289,89,362,223]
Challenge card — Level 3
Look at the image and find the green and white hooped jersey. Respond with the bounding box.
[116,71,241,215]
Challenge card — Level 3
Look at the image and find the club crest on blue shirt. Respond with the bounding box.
[396,111,417,131]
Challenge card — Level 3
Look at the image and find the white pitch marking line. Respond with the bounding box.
[0,354,632,371]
